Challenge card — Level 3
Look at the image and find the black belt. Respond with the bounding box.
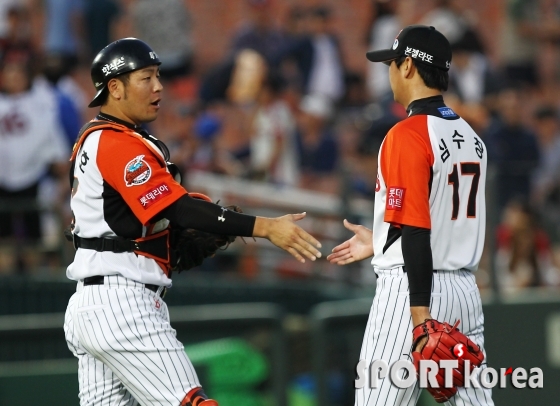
[402,268,438,273]
[69,232,172,267]
[74,237,138,253]
[83,275,161,294]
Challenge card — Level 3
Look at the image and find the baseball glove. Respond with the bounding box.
[171,194,243,272]
[411,319,484,403]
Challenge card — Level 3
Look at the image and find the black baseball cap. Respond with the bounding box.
[366,25,452,71]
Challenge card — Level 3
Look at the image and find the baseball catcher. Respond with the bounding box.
[64,37,322,406]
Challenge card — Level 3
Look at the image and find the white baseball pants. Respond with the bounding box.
[64,275,200,406]
[356,268,494,406]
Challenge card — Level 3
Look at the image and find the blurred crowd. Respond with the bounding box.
[0,0,559,294]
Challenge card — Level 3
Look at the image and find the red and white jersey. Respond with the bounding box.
[372,96,486,271]
[66,120,186,286]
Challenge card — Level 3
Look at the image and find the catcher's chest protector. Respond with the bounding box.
[67,120,187,284]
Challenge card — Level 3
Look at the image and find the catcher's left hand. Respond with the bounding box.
[172,204,243,272]
[411,319,484,403]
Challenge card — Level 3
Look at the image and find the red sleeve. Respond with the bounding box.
[380,116,434,229]
[97,130,187,225]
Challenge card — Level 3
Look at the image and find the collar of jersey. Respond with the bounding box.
[97,112,144,132]
[406,95,445,117]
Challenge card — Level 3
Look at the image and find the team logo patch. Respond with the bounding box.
[124,155,151,187]
[138,183,171,209]
[437,107,458,118]
[386,186,405,211]
[392,39,399,50]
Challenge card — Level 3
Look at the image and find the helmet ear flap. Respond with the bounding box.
[88,87,108,108]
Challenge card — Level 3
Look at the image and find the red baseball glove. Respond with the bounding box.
[411,319,484,403]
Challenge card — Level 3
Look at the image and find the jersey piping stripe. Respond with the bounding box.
[382,224,402,254]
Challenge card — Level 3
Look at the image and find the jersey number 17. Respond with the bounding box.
[447,162,480,220]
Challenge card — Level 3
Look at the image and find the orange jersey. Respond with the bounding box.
[372,97,486,271]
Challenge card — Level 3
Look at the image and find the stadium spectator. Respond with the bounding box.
[29,0,87,117]
[227,49,268,106]
[33,0,85,69]
[128,0,194,81]
[248,72,299,186]
[199,0,290,104]
[230,0,289,68]
[495,199,560,292]
[447,32,500,104]
[0,4,35,66]
[498,0,560,91]
[185,109,245,177]
[305,5,345,103]
[420,0,479,46]
[0,55,69,273]
[531,105,560,242]
[365,0,400,101]
[279,5,312,94]
[295,94,339,193]
[484,87,540,212]
[83,0,121,58]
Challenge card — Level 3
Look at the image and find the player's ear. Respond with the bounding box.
[107,78,123,101]
[402,56,415,79]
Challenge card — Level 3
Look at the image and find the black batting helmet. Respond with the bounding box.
[88,38,161,108]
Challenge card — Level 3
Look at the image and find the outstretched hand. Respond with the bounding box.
[254,213,322,263]
[327,219,373,265]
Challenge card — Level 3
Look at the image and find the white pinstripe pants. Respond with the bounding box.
[64,275,200,406]
[356,268,494,406]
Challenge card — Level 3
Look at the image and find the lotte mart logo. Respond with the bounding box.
[355,359,544,390]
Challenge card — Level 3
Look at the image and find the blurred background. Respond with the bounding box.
[0,0,559,405]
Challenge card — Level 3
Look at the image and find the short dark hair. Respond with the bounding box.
[395,55,449,91]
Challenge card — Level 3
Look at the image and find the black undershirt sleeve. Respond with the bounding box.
[401,225,433,307]
[156,195,256,237]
